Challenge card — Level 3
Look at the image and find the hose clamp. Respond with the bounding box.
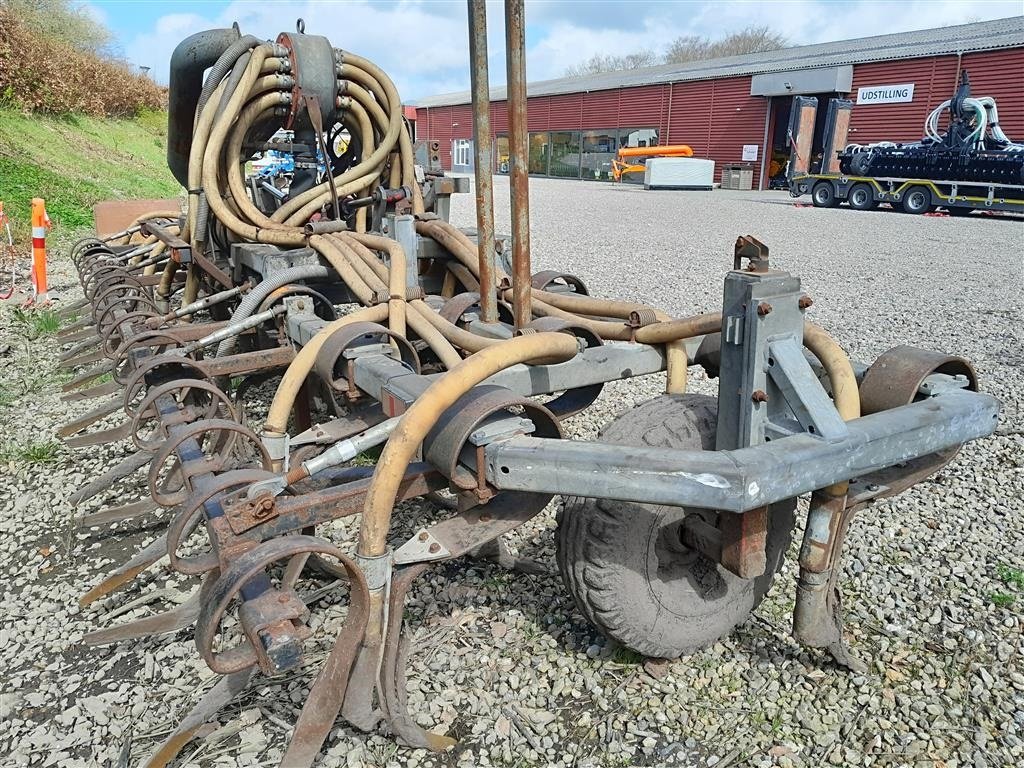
[354,548,393,591]
[260,431,290,470]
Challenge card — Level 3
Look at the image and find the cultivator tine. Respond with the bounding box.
[62,361,114,392]
[83,585,204,645]
[281,576,371,767]
[80,533,169,606]
[57,299,90,320]
[68,449,152,506]
[379,564,458,751]
[57,325,98,343]
[60,347,107,369]
[141,669,256,768]
[76,498,157,528]
[57,395,123,438]
[59,336,102,362]
[62,379,122,402]
[64,421,132,449]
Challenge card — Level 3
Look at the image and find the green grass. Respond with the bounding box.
[10,306,61,338]
[0,108,180,245]
[1,439,61,464]
[997,564,1024,590]
[609,646,644,665]
[990,592,1016,608]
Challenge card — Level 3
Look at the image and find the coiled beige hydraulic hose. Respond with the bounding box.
[801,322,861,496]
[263,304,390,438]
[340,234,501,356]
[338,235,462,367]
[272,60,403,224]
[417,220,691,390]
[340,99,376,233]
[343,232,407,338]
[358,332,581,558]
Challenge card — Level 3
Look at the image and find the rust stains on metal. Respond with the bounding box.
[468,0,498,323]
[504,0,532,330]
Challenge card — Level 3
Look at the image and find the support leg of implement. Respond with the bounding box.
[468,0,497,324]
[505,0,532,330]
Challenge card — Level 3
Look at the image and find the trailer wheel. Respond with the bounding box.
[555,394,796,659]
[901,186,933,214]
[847,183,877,211]
[811,181,838,208]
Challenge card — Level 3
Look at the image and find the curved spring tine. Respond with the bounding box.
[76,497,158,528]
[62,360,114,392]
[83,583,205,646]
[62,379,122,403]
[57,325,100,344]
[69,449,152,506]
[79,533,169,606]
[140,668,256,768]
[57,395,122,438]
[57,299,90,321]
[59,335,102,362]
[282,561,371,767]
[60,348,107,369]
[57,325,99,343]
[65,421,132,449]
[380,564,457,751]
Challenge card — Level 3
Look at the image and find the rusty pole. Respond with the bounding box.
[504,0,532,330]
[468,0,498,323]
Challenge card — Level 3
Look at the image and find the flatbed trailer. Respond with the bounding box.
[790,172,1024,215]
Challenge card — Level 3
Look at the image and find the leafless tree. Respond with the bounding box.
[701,26,789,60]
[565,25,788,76]
[564,50,661,77]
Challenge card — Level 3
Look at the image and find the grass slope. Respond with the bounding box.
[0,108,180,245]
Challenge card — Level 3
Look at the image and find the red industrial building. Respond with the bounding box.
[413,17,1024,190]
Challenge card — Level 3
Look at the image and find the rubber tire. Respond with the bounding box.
[900,185,933,214]
[847,183,877,211]
[811,181,838,208]
[555,394,796,659]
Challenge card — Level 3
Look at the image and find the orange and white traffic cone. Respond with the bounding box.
[29,197,51,305]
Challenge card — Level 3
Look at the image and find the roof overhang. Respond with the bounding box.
[750,66,853,96]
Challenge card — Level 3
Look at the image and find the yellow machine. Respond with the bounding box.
[612,144,694,181]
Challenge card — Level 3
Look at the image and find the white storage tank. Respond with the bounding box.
[643,157,716,190]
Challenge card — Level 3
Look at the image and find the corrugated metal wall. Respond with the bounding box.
[848,49,1024,144]
[417,47,1023,172]
[706,79,768,167]
[961,48,1024,139]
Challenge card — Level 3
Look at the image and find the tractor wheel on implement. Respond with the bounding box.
[556,394,796,659]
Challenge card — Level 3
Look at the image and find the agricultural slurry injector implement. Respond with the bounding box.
[55,5,999,766]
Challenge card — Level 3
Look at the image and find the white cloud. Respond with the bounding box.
[116,0,1021,100]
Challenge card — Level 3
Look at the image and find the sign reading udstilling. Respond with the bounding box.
[856,83,915,105]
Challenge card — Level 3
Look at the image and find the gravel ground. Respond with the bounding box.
[1,177,1022,768]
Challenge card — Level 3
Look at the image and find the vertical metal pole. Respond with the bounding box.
[468,0,498,322]
[758,97,771,191]
[504,0,532,330]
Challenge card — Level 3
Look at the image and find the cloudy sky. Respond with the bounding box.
[87,0,1022,100]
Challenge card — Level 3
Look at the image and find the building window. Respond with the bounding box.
[528,132,549,175]
[495,135,510,173]
[581,129,618,180]
[549,131,582,178]
[452,138,473,169]
[620,127,659,149]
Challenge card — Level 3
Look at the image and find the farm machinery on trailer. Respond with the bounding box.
[788,72,1024,214]
[56,3,998,766]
